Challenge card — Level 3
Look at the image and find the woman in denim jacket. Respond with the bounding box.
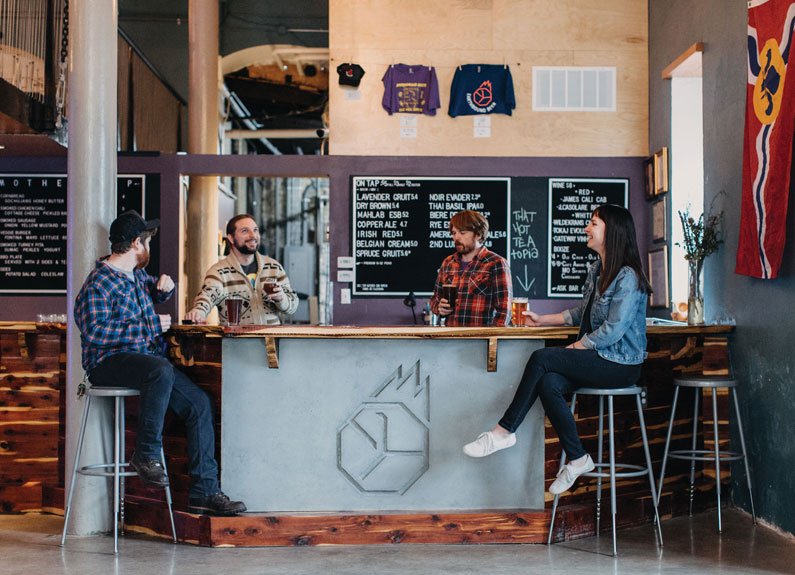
[463,204,652,495]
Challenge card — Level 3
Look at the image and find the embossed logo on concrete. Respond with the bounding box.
[337,361,430,494]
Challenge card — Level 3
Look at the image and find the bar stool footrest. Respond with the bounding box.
[585,462,651,479]
[78,462,138,478]
[668,449,745,462]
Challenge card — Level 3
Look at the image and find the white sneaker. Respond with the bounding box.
[549,454,595,495]
[462,431,516,458]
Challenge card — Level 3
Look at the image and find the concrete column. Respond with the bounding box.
[187,0,220,305]
[65,0,118,534]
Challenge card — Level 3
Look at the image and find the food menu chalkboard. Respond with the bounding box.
[0,175,67,293]
[547,178,627,298]
[352,177,510,295]
[0,174,151,294]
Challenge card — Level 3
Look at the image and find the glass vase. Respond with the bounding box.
[687,259,704,325]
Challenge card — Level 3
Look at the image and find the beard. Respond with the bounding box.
[455,240,478,256]
[135,249,150,270]
[234,238,259,255]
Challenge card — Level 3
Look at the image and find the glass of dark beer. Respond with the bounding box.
[225,297,242,325]
[442,284,458,309]
[263,277,279,296]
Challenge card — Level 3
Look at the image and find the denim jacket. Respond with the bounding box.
[561,260,648,365]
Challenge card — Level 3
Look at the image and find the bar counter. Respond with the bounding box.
[0,322,733,546]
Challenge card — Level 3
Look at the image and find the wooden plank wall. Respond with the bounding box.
[0,325,64,512]
[329,0,648,156]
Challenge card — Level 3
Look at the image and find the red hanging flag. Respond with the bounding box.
[737,0,795,278]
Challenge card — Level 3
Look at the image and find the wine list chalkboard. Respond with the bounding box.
[547,178,628,298]
[352,177,510,296]
[0,174,154,294]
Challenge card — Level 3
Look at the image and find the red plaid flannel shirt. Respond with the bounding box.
[430,247,512,326]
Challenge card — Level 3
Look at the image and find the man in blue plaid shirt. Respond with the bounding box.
[74,210,246,516]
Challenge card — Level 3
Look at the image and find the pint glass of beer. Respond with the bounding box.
[263,277,279,296]
[225,297,243,325]
[511,297,528,326]
[441,284,458,309]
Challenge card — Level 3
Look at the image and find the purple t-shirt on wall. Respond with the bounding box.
[381,64,441,115]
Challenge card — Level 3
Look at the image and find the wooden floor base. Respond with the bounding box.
[123,499,561,547]
[121,484,721,547]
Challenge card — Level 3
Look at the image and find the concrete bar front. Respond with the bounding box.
[220,332,553,513]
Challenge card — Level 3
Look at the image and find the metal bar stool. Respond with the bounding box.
[657,376,756,532]
[547,386,663,557]
[61,386,177,553]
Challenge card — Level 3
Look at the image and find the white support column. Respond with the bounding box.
[65,0,118,535]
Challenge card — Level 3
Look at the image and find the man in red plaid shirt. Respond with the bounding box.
[430,210,512,326]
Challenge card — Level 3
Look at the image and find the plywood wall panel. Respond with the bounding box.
[329,0,648,157]
[493,0,647,52]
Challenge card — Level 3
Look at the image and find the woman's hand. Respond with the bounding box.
[522,310,543,326]
[566,339,587,350]
[437,298,453,316]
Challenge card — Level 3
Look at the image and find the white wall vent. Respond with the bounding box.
[532,67,616,112]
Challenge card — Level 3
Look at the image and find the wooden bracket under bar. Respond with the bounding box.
[265,337,279,369]
[487,337,498,372]
[17,332,30,360]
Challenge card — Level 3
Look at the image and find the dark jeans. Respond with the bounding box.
[90,352,220,498]
[499,347,642,460]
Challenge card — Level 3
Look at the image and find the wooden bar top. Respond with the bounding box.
[0,321,66,333]
[0,321,733,341]
[171,323,733,339]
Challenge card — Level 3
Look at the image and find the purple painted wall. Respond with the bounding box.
[0,154,646,325]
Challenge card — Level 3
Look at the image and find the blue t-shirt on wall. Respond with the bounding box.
[448,64,516,117]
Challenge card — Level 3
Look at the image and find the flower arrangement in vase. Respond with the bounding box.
[676,206,723,325]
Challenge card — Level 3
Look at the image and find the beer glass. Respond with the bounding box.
[263,277,279,296]
[511,297,528,326]
[441,284,458,309]
[225,297,243,325]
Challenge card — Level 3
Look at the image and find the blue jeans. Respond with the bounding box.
[499,347,642,460]
[90,352,220,499]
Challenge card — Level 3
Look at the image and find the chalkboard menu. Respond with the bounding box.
[0,174,152,294]
[352,177,510,295]
[547,178,627,297]
[509,178,548,298]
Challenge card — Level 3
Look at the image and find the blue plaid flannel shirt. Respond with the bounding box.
[74,258,173,372]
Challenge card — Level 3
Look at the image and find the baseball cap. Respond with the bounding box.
[109,210,160,243]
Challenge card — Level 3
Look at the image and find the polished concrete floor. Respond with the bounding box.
[1,508,793,574]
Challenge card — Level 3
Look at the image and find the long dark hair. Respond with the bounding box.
[592,204,652,295]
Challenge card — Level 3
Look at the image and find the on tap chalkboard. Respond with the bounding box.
[352,177,510,296]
